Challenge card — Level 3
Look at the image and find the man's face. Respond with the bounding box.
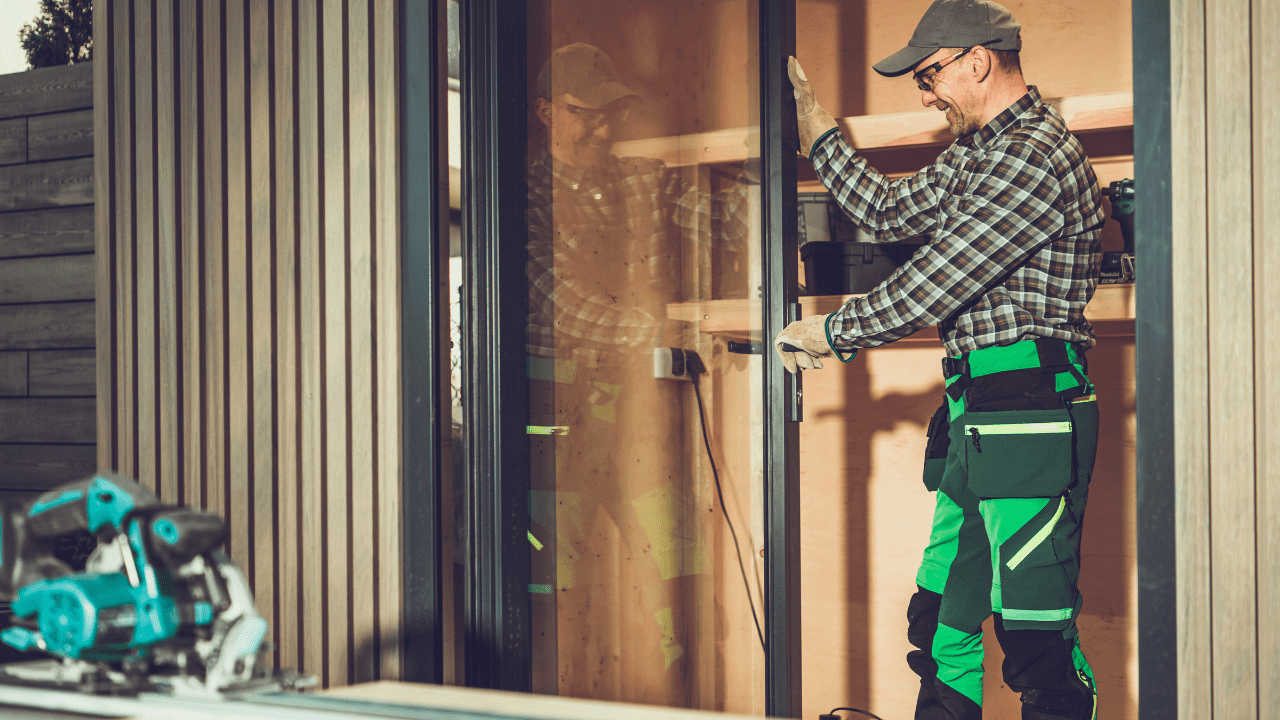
[913,48,980,138]
[536,93,631,169]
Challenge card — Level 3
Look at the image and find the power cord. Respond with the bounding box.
[821,707,886,720]
[685,350,766,653]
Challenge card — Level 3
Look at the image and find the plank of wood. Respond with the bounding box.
[94,0,116,473]
[296,0,325,685]
[373,0,402,680]
[200,0,227,523]
[27,109,94,162]
[0,301,95,350]
[1253,0,1279,712]
[0,117,27,165]
[247,0,276,672]
[0,351,26,396]
[1170,2,1213,708]
[0,398,95,443]
[0,253,95,304]
[0,443,97,491]
[154,0,179,507]
[28,349,95,396]
[0,205,94,259]
[1207,0,1260,716]
[322,0,351,687]
[613,92,1134,167]
[0,157,94,212]
[0,63,93,120]
[271,0,300,676]
[133,0,159,495]
[113,0,136,479]
[178,0,202,511]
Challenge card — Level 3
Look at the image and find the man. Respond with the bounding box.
[525,42,749,696]
[776,2,1105,719]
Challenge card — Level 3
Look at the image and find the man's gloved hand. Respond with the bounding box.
[774,314,836,374]
[787,56,838,158]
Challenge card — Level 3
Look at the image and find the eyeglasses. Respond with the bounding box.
[913,46,974,93]
[557,99,630,128]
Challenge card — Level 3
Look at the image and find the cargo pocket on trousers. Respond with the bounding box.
[962,407,1074,498]
[922,404,950,492]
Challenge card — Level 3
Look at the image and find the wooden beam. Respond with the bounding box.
[0,205,95,259]
[0,63,93,120]
[0,253,95,304]
[0,301,95,350]
[28,349,96,396]
[0,157,94,212]
[27,109,94,162]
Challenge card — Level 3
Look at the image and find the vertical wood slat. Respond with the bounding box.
[97,0,406,689]
[1170,0,1212,717]
[249,0,277,662]
[322,0,351,686]
[135,0,157,495]
[297,0,326,684]
[156,0,179,505]
[1253,0,1279,715]
[273,0,300,676]
[347,0,377,685]
[373,0,402,681]
[1205,0,1259,716]
[95,0,117,473]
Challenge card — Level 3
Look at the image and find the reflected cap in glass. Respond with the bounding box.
[872,0,1022,78]
[535,43,639,107]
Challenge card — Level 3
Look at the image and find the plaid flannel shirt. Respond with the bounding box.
[811,86,1106,357]
[526,152,749,361]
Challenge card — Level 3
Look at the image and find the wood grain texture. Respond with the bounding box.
[200,0,227,522]
[0,253,95,304]
[27,109,94,162]
[1206,0,1259,716]
[155,0,179,506]
[112,0,135,478]
[0,63,93,120]
[0,205,94,259]
[178,0,202,511]
[0,443,97,491]
[0,117,27,165]
[0,351,26,396]
[133,0,158,496]
[0,157,94,212]
[1253,0,1279,714]
[95,0,116,486]
[0,301,95,350]
[28,349,95,396]
[1170,1,1212,716]
[0,398,95,443]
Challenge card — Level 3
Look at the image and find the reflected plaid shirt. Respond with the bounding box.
[811,87,1106,357]
[526,153,749,360]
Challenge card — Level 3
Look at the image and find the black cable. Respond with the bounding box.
[824,707,885,720]
[689,362,766,653]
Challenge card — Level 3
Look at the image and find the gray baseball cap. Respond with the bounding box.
[535,43,639,107]
[872,0,1022,78]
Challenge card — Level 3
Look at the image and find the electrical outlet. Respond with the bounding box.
[654,348,703,380]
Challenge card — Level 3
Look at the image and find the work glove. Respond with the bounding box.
[787,56,838,158]
[774,314,836,374]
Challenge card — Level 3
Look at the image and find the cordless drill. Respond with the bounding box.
[1099,178,1134,284]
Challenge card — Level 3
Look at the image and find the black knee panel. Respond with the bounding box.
[994,615,1094,719]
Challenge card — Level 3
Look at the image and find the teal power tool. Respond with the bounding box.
[1099,178,1134,284]
[0,473,306,697]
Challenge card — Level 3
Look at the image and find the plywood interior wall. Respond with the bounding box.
[93,0,403,688]
[1172,0,1277,717]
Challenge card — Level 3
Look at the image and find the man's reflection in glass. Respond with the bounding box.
[525,43,749,699]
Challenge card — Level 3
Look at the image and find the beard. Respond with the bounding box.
[942,103,978,137]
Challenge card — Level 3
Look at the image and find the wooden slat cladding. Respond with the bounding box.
[94,0,403,688]
[1172,0,1276,716]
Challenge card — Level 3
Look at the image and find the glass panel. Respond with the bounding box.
[523,0,765,710]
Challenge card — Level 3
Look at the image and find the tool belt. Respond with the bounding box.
[943,337,1091,417]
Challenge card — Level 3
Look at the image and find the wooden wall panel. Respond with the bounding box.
[1253,0,1279,716]
[1172,0,1275,716]
[95,0,404,689]
[0,61,95,491]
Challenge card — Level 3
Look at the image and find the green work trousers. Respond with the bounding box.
[909,339,1100,720]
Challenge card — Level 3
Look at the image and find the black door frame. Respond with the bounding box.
[457,0,803,711]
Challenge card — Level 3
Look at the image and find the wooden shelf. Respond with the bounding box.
[667,282,1135,342]
[614,92,1132,168]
